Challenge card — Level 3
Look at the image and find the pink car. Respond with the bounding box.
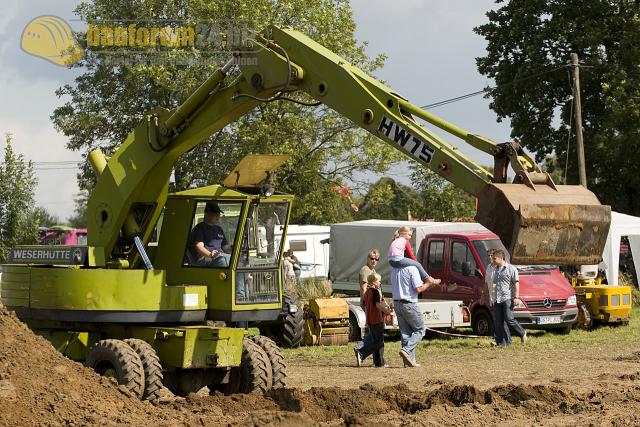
[38,226,87,246]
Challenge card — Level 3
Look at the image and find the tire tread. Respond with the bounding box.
[85,339,145,398]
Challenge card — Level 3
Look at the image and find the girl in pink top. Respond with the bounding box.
[387,226,430,282]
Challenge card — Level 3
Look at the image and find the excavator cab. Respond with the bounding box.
[153,155,294,323]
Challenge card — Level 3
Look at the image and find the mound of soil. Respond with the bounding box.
[0,303,175,426]
[0,302,318,426]
[4,298,640,426]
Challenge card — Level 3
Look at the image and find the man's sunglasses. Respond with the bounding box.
[369,257,379,261]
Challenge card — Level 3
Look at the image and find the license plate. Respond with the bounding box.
[536,316,561,325]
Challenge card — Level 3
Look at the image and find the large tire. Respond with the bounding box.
[574,301,593,330]
[348,312,362,342]
[273,294,304,348]
[123,338,163,403]
[248,335,287,389]
[472,309,494,336]
[221,338,272,395]
[85,339,145,399]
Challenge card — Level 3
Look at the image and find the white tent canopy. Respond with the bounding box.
[602,211,640,285]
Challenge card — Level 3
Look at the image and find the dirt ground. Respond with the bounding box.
[2,300,640,426]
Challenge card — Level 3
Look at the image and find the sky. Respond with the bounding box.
[0,0,510,221]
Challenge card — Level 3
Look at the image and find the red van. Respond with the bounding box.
[420,230,578,335]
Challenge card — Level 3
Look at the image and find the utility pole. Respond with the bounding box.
[571,53,588,188]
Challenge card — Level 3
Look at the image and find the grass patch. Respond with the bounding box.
[281,308,640,363]
[286,277,333,300]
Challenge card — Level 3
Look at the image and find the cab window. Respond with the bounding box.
[451,241,476,274]
[183,201,243,268]
[237,201,289,270]
[427,240,445,272]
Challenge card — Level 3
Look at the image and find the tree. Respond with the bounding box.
[475,0,640,214]
[52,0,398,225]
[67,190,89,228]
[0,134,38,262]
[32,207,60,227]
[409,162,476,221]
[356,177,423,221]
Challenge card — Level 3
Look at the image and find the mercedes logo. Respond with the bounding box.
[543,298,552,308]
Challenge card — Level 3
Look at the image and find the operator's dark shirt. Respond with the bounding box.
[189,222,228,252]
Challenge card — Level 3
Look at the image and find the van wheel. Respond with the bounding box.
[472,310,494,336]
[348,313,362,342]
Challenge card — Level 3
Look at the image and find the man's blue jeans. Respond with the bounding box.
[493,300,525,346]
[492,302,512,345]
[394,300,425,364]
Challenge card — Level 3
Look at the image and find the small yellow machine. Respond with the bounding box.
[303,298,350,346]
[570,266,632,329]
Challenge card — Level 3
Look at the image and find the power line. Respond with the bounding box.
[420,64,570,110]
[37,201,75,205]
[35,167,80,171]
[33,161,80,165]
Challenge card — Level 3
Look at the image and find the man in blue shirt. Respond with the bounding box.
[189,202,232,267]
[391,265,440,367]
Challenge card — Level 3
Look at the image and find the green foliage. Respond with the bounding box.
[32,207,60,227]
[0,134,38,262]
[52,0,395,225]
[409,162,476,221]
[67,191,89,228]
[356,177,422,221]
[475,0,640,214]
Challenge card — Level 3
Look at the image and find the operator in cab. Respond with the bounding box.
[189,201,232,267]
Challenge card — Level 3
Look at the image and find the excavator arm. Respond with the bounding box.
[87,25,610,267]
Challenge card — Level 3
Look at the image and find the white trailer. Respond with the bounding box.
[329,219,484,295]
[329,220,474,339]
[281,225,330,279]
[601,211,640,285]
[345,296,470,341]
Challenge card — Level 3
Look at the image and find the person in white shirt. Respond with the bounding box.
[391,265,440,367]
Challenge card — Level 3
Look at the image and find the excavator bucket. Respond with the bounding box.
[476,184,611,265]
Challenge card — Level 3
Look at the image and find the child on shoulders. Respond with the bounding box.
[387,226,431,284]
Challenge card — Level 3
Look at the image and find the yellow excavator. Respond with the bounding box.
[1,25,611,398]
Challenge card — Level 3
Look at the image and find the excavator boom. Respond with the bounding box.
[87,25,610,266]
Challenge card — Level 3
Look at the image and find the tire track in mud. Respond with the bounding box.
[191,382,640,424]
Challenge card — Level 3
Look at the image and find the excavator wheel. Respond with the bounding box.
[248,335,287,389]
[574,301,593,330]
[261,293,304,348]
[85,339,145,399]
[220,338,272,395]
[123,338,164,403]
